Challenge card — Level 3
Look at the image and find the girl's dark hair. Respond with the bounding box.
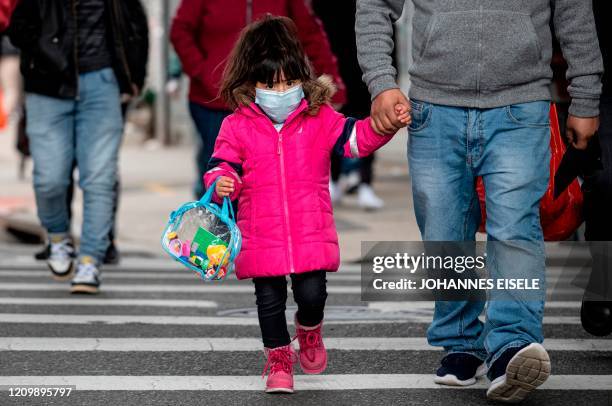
[220,15,333,114]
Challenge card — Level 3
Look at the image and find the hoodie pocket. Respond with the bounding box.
[480,11,543,90]
[410,11,480,89]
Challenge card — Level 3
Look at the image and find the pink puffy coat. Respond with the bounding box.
[204,96,393,280]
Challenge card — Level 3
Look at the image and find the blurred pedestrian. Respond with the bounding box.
[8,0,148,294]
[580,0,612,336]
[204,16,404,393]
[170,0,346,198]
[357,0,602,403]
[0,0,18,31]
[312,0,385,210]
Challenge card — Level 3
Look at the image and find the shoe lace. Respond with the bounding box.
[76,262,98,279]
[262,347,296,378]
[50,239,73,259]
[293,328,322,362]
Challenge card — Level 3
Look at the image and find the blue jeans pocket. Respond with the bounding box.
[409,99,433,133]
[505,101,550,127]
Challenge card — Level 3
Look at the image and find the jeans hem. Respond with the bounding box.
[446,349,487,361]
[486,340,532,369]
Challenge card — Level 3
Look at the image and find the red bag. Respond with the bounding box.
[476,104,583,241]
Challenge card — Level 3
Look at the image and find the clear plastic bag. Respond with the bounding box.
[161,181,242,281]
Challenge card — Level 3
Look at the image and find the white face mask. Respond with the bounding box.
[255,84,304,124]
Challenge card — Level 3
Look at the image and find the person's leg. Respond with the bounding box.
[357,153,384,209]
[253,276,291,348]
[253,276,296,393]
[477,102,549,365]
[291,270,328,326]
[408,100,486,359]
[581,100,612,335]
[25,93,76,277]
[74,68,123,265]
[476,102,550,402]
[584,100,612,241]
[24,94,75,238]
[291,270,328,374]
[359,154,374,185]
[189,102,231,198]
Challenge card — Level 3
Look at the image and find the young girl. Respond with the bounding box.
[204,16,408,393]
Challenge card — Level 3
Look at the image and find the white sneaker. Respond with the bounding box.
[342,171,361,194]
[329,181,343,205]
[47,235,75,280]
[358,184,384,210]
[71,257,101,294]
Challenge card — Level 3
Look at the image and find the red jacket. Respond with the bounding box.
[170,0,346,111]
[0,0,18,30]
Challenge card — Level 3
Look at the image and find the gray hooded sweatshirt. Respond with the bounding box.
[356,0,603,117]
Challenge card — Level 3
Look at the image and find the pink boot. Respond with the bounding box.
[294,315,327,374]
[262,344,296,393]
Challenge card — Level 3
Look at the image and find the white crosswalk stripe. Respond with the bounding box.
[1,337,610,352]
[0,374,610,391]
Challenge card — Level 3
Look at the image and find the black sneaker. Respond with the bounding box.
[486,343,551,403]
[103,240,120,265]
[434,353,487,386]
[34,243,51,260]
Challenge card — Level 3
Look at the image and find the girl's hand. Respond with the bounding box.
[395,103,412,126]
[215,176,235,197]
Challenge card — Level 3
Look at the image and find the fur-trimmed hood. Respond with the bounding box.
[228,75,337,116]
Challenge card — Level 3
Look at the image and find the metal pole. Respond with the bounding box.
[155,0,171,145]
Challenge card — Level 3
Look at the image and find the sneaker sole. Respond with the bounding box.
[48,262,74,281]
[265,387,294,394]
[486,343,551,403]
[434,362,487,387]
[71,284,100,294]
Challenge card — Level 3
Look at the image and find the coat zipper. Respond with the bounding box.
[111,0,135,90]
[277,130,295,274]
[246,0,253,24]
[71,0,80,100]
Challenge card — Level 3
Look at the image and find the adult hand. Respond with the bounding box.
[566,115,599,150]
[215,176,235,198]
[371,89,410,135]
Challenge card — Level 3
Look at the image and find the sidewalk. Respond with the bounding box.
[0,125,420,262]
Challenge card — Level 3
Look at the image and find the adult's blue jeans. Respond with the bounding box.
[408,100,550,367]
[25,68,123,263]
[189,102,231,198]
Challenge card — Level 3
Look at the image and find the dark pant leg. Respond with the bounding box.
[188,102,231,198]
[331,154,342,182]
[360,154,375,185]
[291,270,328,327]
[253,276,291,348]
[584,101,612,241]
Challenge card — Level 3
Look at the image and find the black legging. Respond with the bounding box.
[253,270,328,349]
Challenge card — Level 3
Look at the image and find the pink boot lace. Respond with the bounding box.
[262,345,296,378]
[294,324,322,363]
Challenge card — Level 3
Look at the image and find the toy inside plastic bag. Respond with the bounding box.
[161,180,241,281]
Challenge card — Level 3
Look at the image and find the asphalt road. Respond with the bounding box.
[0,250,611,406]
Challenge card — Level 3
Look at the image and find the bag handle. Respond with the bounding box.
[199,178,236,221]
[221,196,235,221]
[199,178,218,206]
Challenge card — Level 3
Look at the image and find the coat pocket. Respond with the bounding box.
[480,11,544,90]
